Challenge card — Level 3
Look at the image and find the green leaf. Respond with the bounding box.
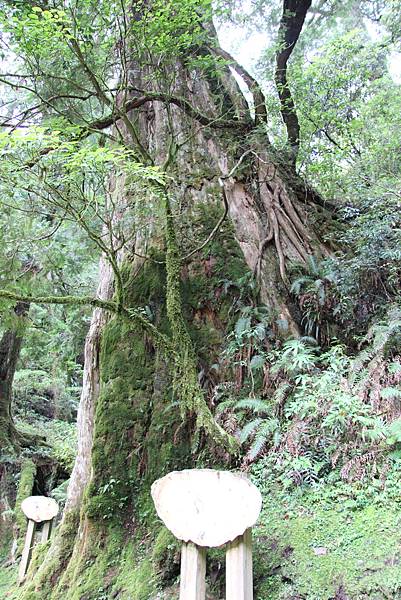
[250,354,265,370]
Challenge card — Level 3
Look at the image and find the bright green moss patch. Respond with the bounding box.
[113,543,157,599]
[0,563,17,598]
[85,257,177,523]
[52,525,124,600]
[253,490,401,600]
[25,539,51,580]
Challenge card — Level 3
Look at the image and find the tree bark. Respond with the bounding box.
[0,301,29,453]
[275,0,313,158]
[65,257,114,511]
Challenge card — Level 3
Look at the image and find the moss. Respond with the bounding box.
[158,186,249,451]
[85,252,192,524]
[25,539,51,579]
[15,210,251,598]
[14,458,36,553]
[113,542,158,599]
[253,490,401,600]
[181,203,251,358]
[122,249,167,307]
[0,418,17,455]
[85,197,250,525]
[0,563,17,598]
[164,189,220,440]
[48,524,124,600]
[84,263,162,521]
[152,526,180,584]
[22,522,158,600]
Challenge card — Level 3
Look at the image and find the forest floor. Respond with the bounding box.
[2,475,401,599]
[251,479,401,599]
[0,565,16,598]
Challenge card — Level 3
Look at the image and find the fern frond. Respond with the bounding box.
[234,398,270,413]
[240,418,263,443]
[273,382,291,405]
[215,399,236,415]
[248,430,269,460]
[381,386,401,400]
[290,276,310,295]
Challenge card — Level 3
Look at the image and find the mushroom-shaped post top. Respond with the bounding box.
[151,469,262,547]
[21,496,59,523]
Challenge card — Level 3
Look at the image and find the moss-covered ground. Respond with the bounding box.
[251,475,401,600]
[2,477,401,599]
[0,563,16,598]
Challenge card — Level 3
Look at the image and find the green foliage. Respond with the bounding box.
[0,0,400,598]
[290,256,337,344]
[132,0,212,58]
[45,421,77,472]
[51,479,70,509]
[14,417,77,474]
[8,6,69,57]
[13,369,79,422]
[219,301,401,485]
[0,564,16,598]
[290,26,401,326]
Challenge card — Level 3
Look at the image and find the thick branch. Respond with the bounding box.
[0,289,174,355]
[0,290,118,313]
[23,92,248,168]
[89,92,249,133]
[209,45,267,125]
[275,0,312,157]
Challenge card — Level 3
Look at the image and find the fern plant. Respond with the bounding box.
[233,398,281,461]
[290,256,337,344]
[351,304,401,380]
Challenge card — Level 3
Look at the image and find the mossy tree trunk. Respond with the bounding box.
[18,5,337,599]
[0,301,29,454]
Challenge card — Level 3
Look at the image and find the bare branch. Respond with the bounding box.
[89,92,250,132]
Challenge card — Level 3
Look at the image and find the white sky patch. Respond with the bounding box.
[365,18,401,83]
[216,19,267,111]
[217,14,401,88]
[388,52,401,83]
[218,23,267,73]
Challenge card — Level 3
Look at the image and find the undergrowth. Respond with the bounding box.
[216,300,401,486]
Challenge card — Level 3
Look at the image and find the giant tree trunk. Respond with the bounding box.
[0,301,29,453]
[18,7,335,599]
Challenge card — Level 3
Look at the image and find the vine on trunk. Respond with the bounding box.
[162,186,238,451]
